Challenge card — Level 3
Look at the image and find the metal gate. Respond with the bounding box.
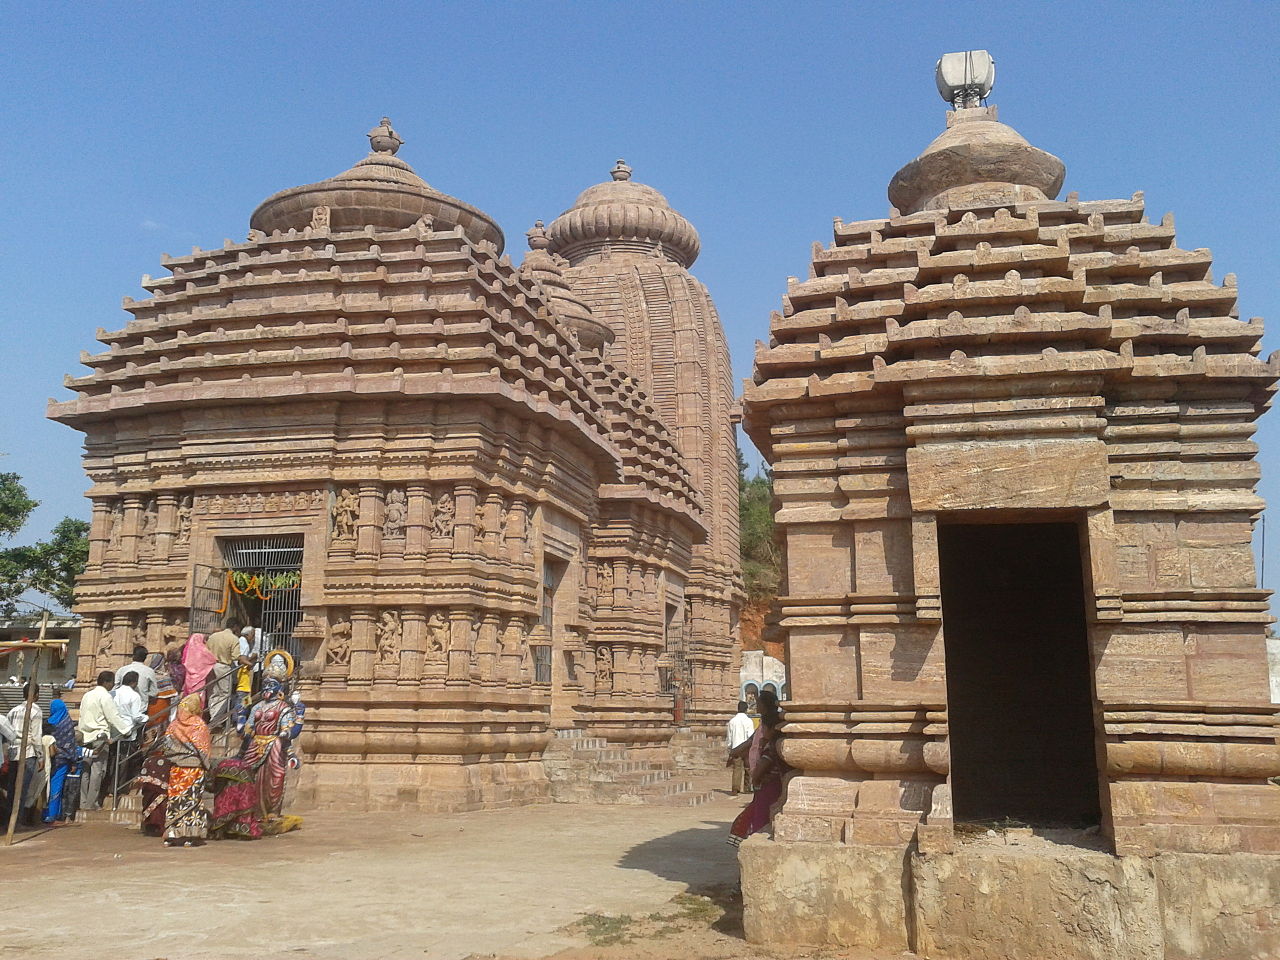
[220,535,305,661]
[190,563,226,637]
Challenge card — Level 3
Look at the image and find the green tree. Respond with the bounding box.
[0,472,89,616]
[738,448,780,602]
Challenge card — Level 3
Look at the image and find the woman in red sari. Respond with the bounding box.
[238,678,301,833]
[728,691,788,846]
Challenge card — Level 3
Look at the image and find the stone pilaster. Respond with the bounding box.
[355,482,382,561]
[88,500,110,566]
[454,484,478,555]
[120,494,144,564]
[447,610,473,683]
[405,483,430,560]
[154,492,179,561]
[474,612,501,682]
[401,607,426,683]
[348,607,377,683]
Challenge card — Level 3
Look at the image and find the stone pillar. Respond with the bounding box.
[405,483,430,561]
[454,484,478,555]
[912,513,941,620]
[447,610,473,683]
[401,607,426,684]
[500,617,524,682]
[475,612,501,682]
[355,483,382,561]
[120,494,144,564]
[154,492,179,561]
[348,607,377,683]
[145,610,166,653]
[612,559,629,609]
[482,493,502,555]
[77,616,103,683]
[88,500,110,566]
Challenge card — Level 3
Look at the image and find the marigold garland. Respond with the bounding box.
[213,568,302,612]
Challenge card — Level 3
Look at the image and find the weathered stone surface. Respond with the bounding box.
[738,835,910,951]
[741,838,1280,959]
[1154,852,1280,960]
[906,438,1109,511]
[912,845,1163,960]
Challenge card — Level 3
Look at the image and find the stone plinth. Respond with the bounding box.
[742,835,1280,959]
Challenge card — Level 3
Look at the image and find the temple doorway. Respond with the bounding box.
[937,521,1101,827]
[218,535,305,661]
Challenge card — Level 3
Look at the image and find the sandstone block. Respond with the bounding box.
[739,836,910,951]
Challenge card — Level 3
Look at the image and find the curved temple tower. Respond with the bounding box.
[741,59,1280,958]
[546,160,743,726]
[49,121,737,810]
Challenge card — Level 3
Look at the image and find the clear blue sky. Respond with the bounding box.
[2,2,1278,582]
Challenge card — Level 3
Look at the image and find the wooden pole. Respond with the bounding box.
[5,610,48,845]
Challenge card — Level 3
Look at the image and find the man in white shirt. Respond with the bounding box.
[4,683,44,825]
[76,671,134,810]
[111,670,149,791]
[114,645,159,704]
[726,700,755,795]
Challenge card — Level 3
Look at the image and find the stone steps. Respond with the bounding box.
[543,727,712,806]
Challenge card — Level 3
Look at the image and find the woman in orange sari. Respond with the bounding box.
[161,694,211,847]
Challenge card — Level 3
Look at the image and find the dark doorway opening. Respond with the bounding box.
[937,521,1101,826]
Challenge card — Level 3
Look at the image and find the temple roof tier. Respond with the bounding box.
[546,160,700,268]
[250,119,504,250]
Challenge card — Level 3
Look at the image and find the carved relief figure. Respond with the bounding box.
[96,621,114,656]
[375,610,402,664]
[598,564,614,598]
[500,616,524,653]
[383,487,407,539]
[106,500,123,550]
[595,645,614,691]
[310,205,331,232]
[175,495,192,545]
[130,614,147,647]
[425,611,449,659]
[474,501,490,541]
[332,487,358,541]
[162,612,188,644]
[431,491,455,538]
[140,499,158,544]
[326,618,352,666]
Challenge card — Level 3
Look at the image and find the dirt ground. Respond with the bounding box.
[0,787,910,960]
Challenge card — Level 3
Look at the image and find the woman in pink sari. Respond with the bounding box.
[728,691,789,846]
[180,633,216,706]
[240,678,299,830]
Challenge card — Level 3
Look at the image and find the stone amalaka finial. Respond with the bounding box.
[367,117,403,155]
[526,220,551,251]
[611,159,632,182]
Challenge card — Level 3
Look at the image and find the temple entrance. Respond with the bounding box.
[937,521,1101,826]
[218,535,304,661]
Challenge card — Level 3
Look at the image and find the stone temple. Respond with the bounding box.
[49,119,741,811]
[740,56,1280,959]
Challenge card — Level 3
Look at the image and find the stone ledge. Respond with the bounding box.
[740,836,1280,960]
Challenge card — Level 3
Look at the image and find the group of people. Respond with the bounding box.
[725,689,787,846]
[0,620,305,848]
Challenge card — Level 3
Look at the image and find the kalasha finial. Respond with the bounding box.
[610,159,632,182]
[935,50,995,110]
[367,117,403,155]
[526,219,551,251]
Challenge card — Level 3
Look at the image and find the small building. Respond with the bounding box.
[740,55,1280,958]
